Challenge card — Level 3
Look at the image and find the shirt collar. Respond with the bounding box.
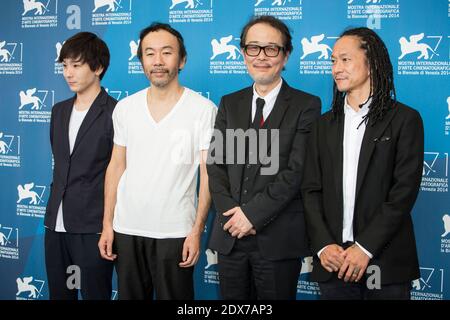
[344,95,371,117]
[252,78,283,102]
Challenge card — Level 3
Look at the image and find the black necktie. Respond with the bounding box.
[253,98,265,129]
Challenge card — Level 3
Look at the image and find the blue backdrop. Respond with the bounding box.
[0,0,449,300]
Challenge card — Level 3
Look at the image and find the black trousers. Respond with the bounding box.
[114,232,194,300]
[217,235,301,300]
[44,228,113,300]
[319,274,412,300]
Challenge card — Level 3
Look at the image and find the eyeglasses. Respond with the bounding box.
[243,44,284,57]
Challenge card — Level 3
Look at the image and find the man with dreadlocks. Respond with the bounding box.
[301,27,423,300]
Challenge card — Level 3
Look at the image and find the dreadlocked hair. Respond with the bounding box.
[331,27,396,126]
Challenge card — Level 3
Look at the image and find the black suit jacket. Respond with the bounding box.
[301,101,423,284]
[45,88,117,233]
[207,80,321,260]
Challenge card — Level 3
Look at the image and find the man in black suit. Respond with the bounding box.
[301,27,423,300]
[207,15,321,300]
[44,32,116,300]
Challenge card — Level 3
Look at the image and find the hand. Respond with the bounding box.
[223,207,253,238]
[98,225,117,261]
[238,228,257,239]
[245,228,257,236]
[179,230,201,268]
[319,244,346,272]
[338,244,370,282]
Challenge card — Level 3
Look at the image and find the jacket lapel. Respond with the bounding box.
[255,81,291,171]
[326,113,345,240]
[71,88,107,157]
[263,80,291,135]
[234,88,252,131]
[233,87,253,184]
[61,96,75,159]
[355,106,398,200]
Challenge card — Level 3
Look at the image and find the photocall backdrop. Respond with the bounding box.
[0,0,449,300]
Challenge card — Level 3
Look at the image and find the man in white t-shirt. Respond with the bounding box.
[45,32,116,300]
[98,22,217,300]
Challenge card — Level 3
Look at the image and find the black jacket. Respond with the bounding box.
[207,81,321,260]
[301,102,423,284]
[45,88,117,233]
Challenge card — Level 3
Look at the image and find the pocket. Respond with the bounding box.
[374,137,393,155]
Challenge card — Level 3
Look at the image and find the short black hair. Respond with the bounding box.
[58,32,110,80]
[137,22,187,63]
[240,15,293,54]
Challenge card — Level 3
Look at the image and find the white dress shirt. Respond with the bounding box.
[251,78,283,122]
[318,96,373,259]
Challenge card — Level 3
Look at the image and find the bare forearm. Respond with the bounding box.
[192,156,212,234]
[103,164,124,227]
[103,146,126,228]
[193,183,211,234]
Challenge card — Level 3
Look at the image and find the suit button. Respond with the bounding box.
[244,177,249,182]
[242,203,246,207]
[243,189,248,195]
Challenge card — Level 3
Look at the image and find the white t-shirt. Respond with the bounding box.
[55,107,89,232]
[112,87,217,238]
